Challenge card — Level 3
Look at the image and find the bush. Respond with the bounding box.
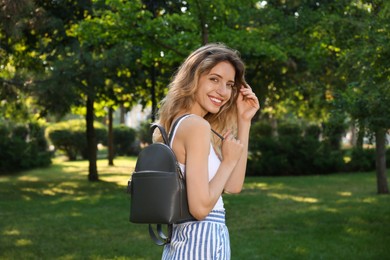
[247,121,278,176]
[46,119,107,160]
[137,120,153,145]
[278,122,302,137]
[247,121,345,176]
[345,148,376,172]
[312,143,345,174]
[113,125,137,156]
[305,124,321,139]
[0,122,52,174]
[322,117,347,151]
[248,135,284,176]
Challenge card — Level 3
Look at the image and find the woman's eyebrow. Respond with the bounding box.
[209,73,235,83]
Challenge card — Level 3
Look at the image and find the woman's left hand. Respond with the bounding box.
[236,84,260,121]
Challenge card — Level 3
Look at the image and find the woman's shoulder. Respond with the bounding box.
[177,114,211,136]
[182,114,210,128]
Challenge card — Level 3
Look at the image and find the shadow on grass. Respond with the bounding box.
[1,161,389,259]
[226,174,390,259]
[0,158,163,259]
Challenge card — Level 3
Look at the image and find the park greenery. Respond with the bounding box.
[0,1,389,193]
[0,158,389,259]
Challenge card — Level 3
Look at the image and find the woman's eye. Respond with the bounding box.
[210,77,218,83]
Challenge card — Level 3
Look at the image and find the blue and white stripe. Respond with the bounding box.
[162,210,230,260]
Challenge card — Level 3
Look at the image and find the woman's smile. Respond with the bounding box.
[209,95,224,106]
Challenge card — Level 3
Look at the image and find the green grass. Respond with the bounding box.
[1,157,389,259]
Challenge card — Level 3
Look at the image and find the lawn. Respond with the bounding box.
[0,157,389,259]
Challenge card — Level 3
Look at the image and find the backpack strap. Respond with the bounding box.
[151,114,190,146]
[148,224,172,246]
[150,124,169,145]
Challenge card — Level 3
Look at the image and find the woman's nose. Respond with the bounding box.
[216,83,228,96]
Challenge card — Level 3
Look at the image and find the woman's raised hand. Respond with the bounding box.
[236,84,260,121]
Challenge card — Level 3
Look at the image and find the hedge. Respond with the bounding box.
[248,121,345,176]
[46,119,107,160]
[0,122,52,174]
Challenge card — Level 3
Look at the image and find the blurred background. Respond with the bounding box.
[1,0,389,192]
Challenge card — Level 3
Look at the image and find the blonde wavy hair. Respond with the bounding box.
[155,43,246,149]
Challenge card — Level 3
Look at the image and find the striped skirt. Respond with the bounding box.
[162,210,230,260]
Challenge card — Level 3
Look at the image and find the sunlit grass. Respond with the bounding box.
[267,192,319,203]
[227,174,390,259]
[0,158,389,259]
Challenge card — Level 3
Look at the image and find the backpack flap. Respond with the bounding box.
[134,142,177,172]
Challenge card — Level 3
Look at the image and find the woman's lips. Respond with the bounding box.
[209,96,223,106]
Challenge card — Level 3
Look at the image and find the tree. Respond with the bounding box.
[336,0,389,194]
[0,0,48,123]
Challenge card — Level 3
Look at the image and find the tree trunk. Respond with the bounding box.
[120,104,125,124]
[375,128,389,194]
[356,123,365,149]
[201,23,209,45]
[194,0,209,45]
[349,122,357,147]
[108,106,114,166]
[270,117,278,137]
[86,95,98,181]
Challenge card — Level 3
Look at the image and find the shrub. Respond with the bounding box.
[0,122,52,174]
[345,148,376,172]
[247,121,345,176]
[305,124,321,140]
[248,135,283,176]
[247,121,277,176]
[250,121,273,138]
[312,143,345,174]
[278,122,302,137]
[46,119,107,160]
[113,125,137,156]
[137,120,153,145]
[322,117,347,151]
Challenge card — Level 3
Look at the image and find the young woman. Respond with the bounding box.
[155,43,260,259]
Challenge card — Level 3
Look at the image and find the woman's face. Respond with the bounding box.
[192,61,236,117]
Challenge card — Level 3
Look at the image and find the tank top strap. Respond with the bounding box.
[169,114,193,147]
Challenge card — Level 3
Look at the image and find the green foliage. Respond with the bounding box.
[112,125,138,156]
[322,112,348,151]
[248,121,345,176]
[248,121,390,177]
[305,124,321,139]
[313,142,346,174]
[0,122,52,174]
[46,119,107,160]
[346,148,376,172]
[1,0,389,184]
[2,0,389,127]
[345,147,390,172]
[335,1,390,131]
[249,121,273,138]
[278,122,302,137]
[137,120,153,145]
